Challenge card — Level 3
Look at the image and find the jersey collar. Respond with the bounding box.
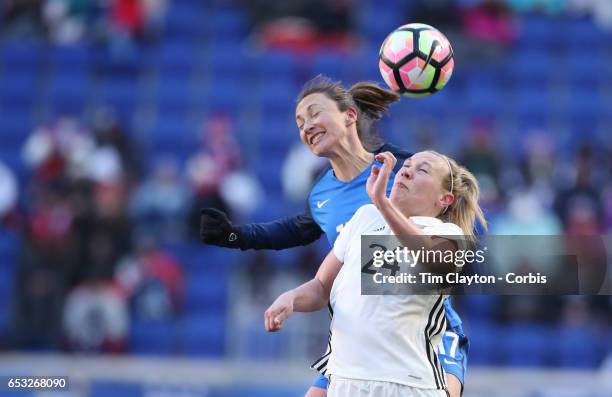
[409,216,443,228]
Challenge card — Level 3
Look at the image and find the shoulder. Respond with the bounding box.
[411,217,464,236]
[353,203,379,220]
[346,204,383,233]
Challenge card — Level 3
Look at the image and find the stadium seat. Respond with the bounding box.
[0,41,46,74]
[164,3,207,39]
[465,323,503,365]
[311,52,352,81]
[184,273,229,314]
[48,44,92,73]
[0,110,33,147]
[252,51,299,82]
[130,318,180,355]
[98,78,140,118]
[181,314,226,356]
[158,40,197,76]
[209,9,248,40]
[149,117,198,158]
[89,381,143,397]
[504,325,551,367]
[516,15,564,50]
[557,326,601,368]
[566,19,608,51]
[47,74,90,115]
[155,77,195,116]
[0,73,39,110]
[508,49,555,89]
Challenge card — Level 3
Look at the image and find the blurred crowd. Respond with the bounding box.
[0,0,167,45]
[0,109,252,352]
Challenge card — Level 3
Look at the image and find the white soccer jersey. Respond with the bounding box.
[321,204,464,391]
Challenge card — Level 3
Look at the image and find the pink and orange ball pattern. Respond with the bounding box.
[379,23,454,97]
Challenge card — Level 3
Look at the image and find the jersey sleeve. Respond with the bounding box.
[238,210,323,250]
[423,222,468,251]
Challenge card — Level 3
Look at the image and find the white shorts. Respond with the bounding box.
[328,376,448,397]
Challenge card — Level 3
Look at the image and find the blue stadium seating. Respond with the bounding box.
[184,273,229,314]
[181,314,226,356]
[130,318,180,355]
[0,41,46,74]
[557,326,602,368]
[89,381,143,397]
[0,73,38,110]
[503,325,552,366]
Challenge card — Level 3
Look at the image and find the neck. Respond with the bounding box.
[329,143,374,181]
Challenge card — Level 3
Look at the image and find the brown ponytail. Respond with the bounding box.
[427,150,488,243]
[349,81,401,120]
[297,75,400,151]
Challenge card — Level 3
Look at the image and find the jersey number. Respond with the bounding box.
[438,331,459,359]
[361,243,400,276]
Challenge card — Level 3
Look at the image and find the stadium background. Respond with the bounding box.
[0,0,611,396]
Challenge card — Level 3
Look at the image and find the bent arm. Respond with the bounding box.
[289,250,343,312]
[264,251,342,332]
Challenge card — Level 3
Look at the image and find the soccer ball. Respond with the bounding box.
[379,23,454,97]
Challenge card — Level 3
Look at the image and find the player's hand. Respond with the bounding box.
[367,151,396,208]
[264,292,294,332]
[199,208,241,248]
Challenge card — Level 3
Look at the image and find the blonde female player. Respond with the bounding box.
[264,150,486,397]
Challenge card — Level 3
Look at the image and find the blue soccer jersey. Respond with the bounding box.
[309,161,395,246]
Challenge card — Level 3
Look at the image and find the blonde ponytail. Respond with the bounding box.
[427,151,487,243]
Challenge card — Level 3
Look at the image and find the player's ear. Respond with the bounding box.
[345,107,357,126]
[439,193,454,208]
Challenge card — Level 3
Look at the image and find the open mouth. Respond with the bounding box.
[309,131,325,146]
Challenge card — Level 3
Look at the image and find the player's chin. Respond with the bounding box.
[309,141,332,158]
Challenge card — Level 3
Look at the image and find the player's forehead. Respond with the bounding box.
[405,152,446,172]
[296,93,336,117]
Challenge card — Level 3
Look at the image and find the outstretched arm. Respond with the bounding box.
[264,250,342,332]
[200,208,323,250]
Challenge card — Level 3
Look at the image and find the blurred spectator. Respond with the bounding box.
[22,116,95,184]
[0,162,19,222]
[519,130,556,208]
[115,236,184,320]
[463,0,518,46]
[282,143,326,204]
[42,0,92,44]
[0,0,44,38]
[491,189,563,235]
[554,145,604,233]
[248,0,356,53]
[130,156,191,242]
[569,0,612,30]
[186,115,241,238]
[92,108,143,183]
[460,120,501,181]
[63,280,128,353]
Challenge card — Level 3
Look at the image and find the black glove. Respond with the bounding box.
[199,208,241,248]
